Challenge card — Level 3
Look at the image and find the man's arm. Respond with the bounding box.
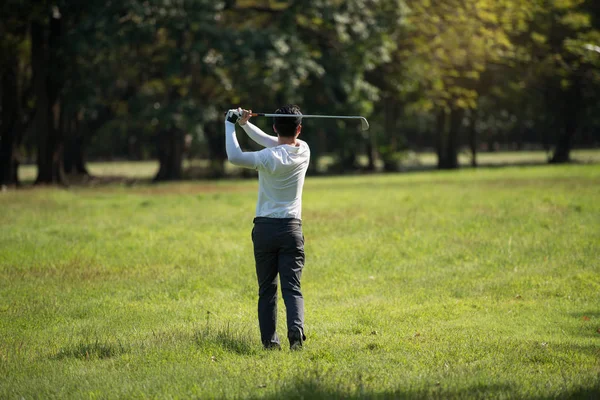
[238,109,278,148]
[240,122,279,148]
[224,110,257,169]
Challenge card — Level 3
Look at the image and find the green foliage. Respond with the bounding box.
[2,0,599,176]
[401,0,534,112]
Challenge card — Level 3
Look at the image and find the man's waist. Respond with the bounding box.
[253,217,302,225]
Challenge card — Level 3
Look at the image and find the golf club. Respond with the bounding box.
[227,111,370,131]
[583,43,600,54]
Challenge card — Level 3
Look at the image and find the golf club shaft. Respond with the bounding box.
[249,113,369,131]
[251,113,363,120]
[225,111,370,130]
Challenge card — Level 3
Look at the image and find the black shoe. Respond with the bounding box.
[263,341,281,351]
[290,340,302,351]
[289,327,305,351]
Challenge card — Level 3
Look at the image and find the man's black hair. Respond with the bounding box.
[274,104,302,137]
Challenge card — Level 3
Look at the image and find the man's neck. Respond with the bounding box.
[278,136,298,146]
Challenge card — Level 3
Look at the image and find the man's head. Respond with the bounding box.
[273,104,302,137]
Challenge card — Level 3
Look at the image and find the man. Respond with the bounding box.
[224,105,310,350]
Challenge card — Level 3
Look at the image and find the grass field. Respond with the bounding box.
[1,164,599,399]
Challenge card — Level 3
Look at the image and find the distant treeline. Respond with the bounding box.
[1,0,600,185]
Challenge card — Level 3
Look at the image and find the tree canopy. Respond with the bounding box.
[1,0,599,185]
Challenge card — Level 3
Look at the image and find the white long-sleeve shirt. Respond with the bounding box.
[225,121,310,219]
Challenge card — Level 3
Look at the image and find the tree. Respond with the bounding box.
[0,0,34,187]
[505,0,600,163]
[401,0,533,169]
[293,0,405,172]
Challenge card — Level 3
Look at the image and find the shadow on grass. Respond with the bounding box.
[552,342,600,357]
[53,339,129,360]
[558,386,600,400]
[50,322,258,360]
[194,323,258,356]
[571,310,600,319]
[251,374,600,400]
[567,310,600,339]
[252,377,515,400]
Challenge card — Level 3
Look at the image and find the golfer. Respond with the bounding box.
[224,105,310,350]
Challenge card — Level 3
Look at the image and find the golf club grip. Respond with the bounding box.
[223,112,264,116]
[222,112,299,117]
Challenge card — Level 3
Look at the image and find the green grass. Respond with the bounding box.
[1,164,599,399]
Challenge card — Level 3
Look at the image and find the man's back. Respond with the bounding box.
[255,140,310,219]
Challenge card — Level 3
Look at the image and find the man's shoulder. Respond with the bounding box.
[257,141,309,159]
[264,140,310,154]
[297,139,310,155]
[297,139,309,148]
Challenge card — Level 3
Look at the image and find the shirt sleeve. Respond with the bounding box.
[240,122,279,148]
[224,121,258,169]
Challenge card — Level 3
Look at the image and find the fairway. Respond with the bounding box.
[1,165,599,399]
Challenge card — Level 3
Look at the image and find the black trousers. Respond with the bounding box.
[252,217,306,347]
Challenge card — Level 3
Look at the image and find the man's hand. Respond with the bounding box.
[225,108,242,124]
[238,109,252,126]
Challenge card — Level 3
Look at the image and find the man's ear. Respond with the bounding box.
[295,124,302,136]
[273,124,278,135]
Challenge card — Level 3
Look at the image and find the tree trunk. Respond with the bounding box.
[435,109,447,169]
[32,15,65,185]
[72,134,90,175]
[384,97,398,152]
[366,132,377,171]
[468,113,477,168]
[437,108,461,170]
[63,113,74,174]
[154,30,188,182]
[446,108,462,169]
[550,106,577,164]
[550,126,574,163]
[205,121,226,178]
[0,56,18,187]
[382,95,400,172]
[32,19,52,183]
[64,112,90,175]
[550,78,581,164]
[154,127,184,181]
[0,1,31,187]
[380,97,400,172]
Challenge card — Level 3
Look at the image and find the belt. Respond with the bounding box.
[253,217,302,225]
